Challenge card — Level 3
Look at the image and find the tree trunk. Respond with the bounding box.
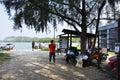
[81,0,87,55]
[80,31,87,54]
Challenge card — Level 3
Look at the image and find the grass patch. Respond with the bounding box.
[41,48,49,51]
[0,53,11,63]
[108,51,116,56]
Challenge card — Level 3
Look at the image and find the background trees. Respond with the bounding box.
[0,0,120,54]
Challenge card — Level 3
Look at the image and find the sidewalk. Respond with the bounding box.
[0,51,116,80]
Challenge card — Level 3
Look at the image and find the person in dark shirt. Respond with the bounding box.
[32,41,35,51]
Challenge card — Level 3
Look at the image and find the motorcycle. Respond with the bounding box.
[108,56,117,72]
[93,51,108,62]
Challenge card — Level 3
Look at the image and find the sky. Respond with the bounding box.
[0,4,70,40]
[0,4,108,41]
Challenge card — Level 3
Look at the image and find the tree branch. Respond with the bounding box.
[63,18,80,33]
[50,6,82,27]
[87,18,96,26]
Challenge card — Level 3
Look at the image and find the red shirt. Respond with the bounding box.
[49,43,56,53]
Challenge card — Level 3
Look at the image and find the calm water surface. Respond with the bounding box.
[0,42,32,51]
[0,42,78,51]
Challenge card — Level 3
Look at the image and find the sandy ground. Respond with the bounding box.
[0,50,116,80]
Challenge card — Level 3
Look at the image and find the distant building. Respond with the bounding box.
[98,20,120,51]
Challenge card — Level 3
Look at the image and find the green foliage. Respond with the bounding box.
[0,53,11,63]
[2,36,60,42]
[0,0,103,32]
[72,38,80,43]
[3,36,39,42]
[2,36,80,43]
[108,0,119,8]
[41,48,49,51]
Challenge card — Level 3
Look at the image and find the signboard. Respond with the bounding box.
[59,37,68,49]
[59,37,68,53]
[114,43,120,54]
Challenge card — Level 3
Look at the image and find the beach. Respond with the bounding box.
[0,50,116,80]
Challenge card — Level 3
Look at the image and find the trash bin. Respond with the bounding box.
[83,59,88,67]
[75,55,83,68]
[75,55,88,68]
[75,59,83,68]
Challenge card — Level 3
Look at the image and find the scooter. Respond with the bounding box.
[93,51,108,62]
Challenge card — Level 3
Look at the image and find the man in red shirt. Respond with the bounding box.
[49,40,56,64]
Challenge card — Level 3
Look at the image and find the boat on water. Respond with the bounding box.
[0,43,15,51]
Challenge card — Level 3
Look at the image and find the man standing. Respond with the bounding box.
[49,40,56,64]
[32,41,35,51]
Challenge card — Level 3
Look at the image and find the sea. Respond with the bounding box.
[0,42,78,51]
[0,42,50,51]
[0,42,32,51]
